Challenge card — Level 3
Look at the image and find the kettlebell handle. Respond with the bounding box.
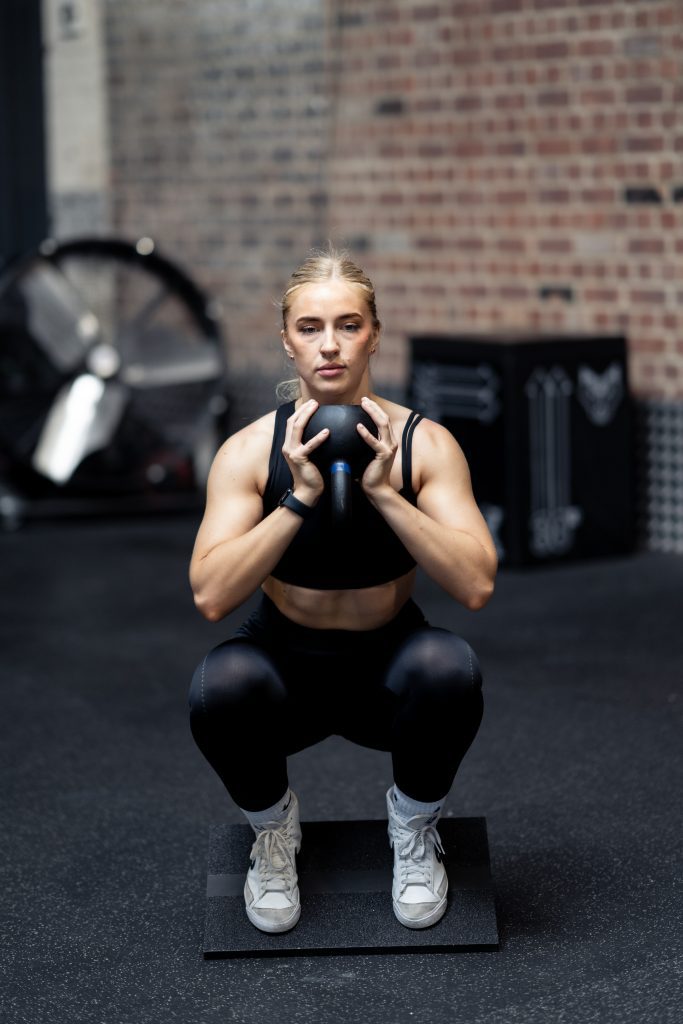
[330,460,352,527]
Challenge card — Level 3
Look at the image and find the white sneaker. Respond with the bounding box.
[244,791,302,934]
[386,787,448,929]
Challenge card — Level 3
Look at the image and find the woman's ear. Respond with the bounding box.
[370,322,381,355]
[281,329,294,360]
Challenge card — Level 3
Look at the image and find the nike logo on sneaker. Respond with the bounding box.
[249,858,256,870]
[282,795,292,811]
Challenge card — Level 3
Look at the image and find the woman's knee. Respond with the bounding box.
[386,629,482,704]
[188,641,284,718]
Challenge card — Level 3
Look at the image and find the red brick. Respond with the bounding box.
[584,288,619,303]
[539,238,573,253]
[377,52,403,70]
[454,93,483,111]
[578,38,615,58]
[579,87,617,106]
[539,189,571,203]
[499,285,530,300]
[413,5,441,20]
[538,91,570,106]
[497,238,526,252]
[535,41,570,60]
[626,85,664,103]
[630,290,667,304]
[581,188,617,203]
[494,92,526,110]
[491,0,524,12]
[625,137,665,154]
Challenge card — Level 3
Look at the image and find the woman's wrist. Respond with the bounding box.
[292,483,323,507]
[362,481,399,508]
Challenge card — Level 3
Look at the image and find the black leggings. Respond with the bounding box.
[188,594,483,811]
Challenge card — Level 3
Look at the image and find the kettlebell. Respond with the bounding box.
[302,404,379,526]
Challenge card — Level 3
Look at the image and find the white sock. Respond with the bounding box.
[240,788,293,831]
[391,784,445,823]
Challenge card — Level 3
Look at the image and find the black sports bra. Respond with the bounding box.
[262,402,423,590]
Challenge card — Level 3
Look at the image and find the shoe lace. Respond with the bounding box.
[395,816,445,895]
[249,821,296,895]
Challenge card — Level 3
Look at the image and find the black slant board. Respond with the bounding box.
[204,817,498,958]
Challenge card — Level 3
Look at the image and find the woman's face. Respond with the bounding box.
[282,279,379,403]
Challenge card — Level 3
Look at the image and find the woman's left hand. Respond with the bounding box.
[357,396,398,496]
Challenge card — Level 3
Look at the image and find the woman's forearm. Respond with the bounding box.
[190,506,307,621]
[365,486,497,610]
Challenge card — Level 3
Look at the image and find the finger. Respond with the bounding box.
[360,395,386,415]
[360,396,390,432]
[296,398,318,418]
[289,399,317,427]
[287,429,329,463]
[288,399,319,441]
[356,422,382,449]
[299,427,329,453]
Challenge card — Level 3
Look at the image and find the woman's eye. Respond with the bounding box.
[342,323,360,332]
[299,325,318,335]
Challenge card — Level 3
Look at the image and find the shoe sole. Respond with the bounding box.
[244,885,301,934]
[392,892,448,929]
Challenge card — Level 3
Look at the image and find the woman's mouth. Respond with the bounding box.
[317,365,345,377]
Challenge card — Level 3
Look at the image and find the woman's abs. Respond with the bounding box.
[261,569,416,631]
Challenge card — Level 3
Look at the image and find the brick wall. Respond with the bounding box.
[98,0,682,419]
[325,0,683,399]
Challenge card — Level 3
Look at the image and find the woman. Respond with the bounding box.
[189,248,497,934]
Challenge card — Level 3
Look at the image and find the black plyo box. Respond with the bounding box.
[409,334,636,565]
[204,817,498,957]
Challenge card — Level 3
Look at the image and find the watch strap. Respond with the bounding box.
[278,489,315,519]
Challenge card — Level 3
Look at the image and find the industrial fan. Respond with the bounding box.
[0,237,229,525]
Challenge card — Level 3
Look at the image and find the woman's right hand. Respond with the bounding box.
[281,399,328,504]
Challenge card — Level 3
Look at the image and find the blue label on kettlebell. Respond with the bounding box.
[331,460,351,475]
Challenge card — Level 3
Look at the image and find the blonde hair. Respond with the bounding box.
[276,246,380,401]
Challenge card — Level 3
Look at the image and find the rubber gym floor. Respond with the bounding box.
[2,516,681,1024]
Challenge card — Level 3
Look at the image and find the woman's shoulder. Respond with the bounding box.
[209,408,279,485]
[373,396,467,474]
[374,395,447,443]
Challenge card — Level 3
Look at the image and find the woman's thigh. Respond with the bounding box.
[189,636,335,756]
[335,626,483,751]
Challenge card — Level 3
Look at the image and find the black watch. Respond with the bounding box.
[277,488,315,519]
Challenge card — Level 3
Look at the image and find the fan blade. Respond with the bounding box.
[32,374,128,484]
[120,348,223,387]
[117,285,170,340]
[16,261,100,372]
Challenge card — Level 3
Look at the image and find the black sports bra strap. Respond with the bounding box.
[401,410,423,501]
[267,401,295,484]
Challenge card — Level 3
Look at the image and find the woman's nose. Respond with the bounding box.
[319,327,340,352]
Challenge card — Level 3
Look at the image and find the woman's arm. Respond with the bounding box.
[190,402,327,621]
[359,399,497,611]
